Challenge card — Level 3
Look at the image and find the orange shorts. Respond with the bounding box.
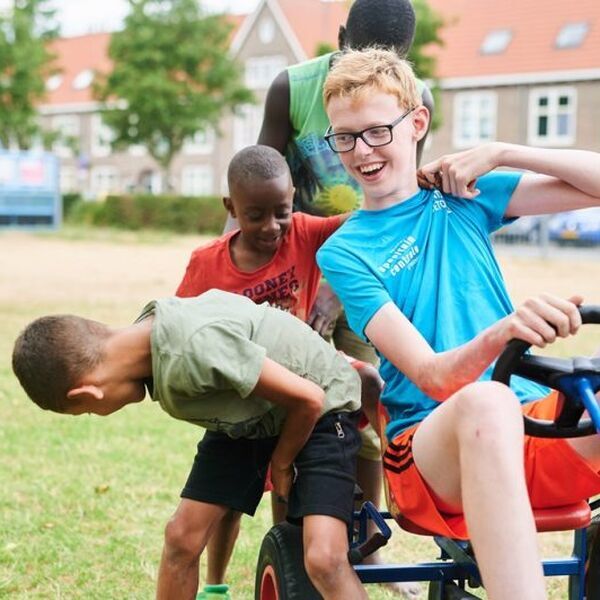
[382,391,600,540]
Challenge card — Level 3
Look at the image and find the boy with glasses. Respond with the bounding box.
[317,47,600,600]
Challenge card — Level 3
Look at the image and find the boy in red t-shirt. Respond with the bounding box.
[174,145,381,599]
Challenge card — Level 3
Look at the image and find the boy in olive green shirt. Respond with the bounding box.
[12,290,366,600]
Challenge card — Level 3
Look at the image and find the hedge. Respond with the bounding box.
[64,194,226,234]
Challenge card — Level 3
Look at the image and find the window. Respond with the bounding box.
[183,128,215,155]
[233,104,264,152]
[90,166,118,198]
[245,56,287,89]
[90,114,115,158]
[52,115,80,158]
[528,87,576,146]
[555,22,588,49]
[453,92,497,149]
[46,74,63,92]
[72,69,94,90]
[60,165,78,193]
[480,29,512,55]
[258,16,275,44]
[180,165,213,196]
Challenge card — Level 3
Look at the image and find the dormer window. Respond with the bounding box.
[72,69,94,90]
[480,29,512,55]
[555,22,588,49]
[45,74,63,91]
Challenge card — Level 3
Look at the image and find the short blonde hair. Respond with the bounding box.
[323,47,420,111]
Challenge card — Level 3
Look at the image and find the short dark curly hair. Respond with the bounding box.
[227,144,289,192]
[344,0,416,57]
[12,315,108,412]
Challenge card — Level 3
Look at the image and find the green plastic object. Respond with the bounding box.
[196,583,231,599]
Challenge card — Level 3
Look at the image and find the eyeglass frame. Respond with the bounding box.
[324,107,416,153]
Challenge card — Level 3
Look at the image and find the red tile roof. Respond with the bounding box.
[277,0,348,57]
[42,14,247,107]
[427,0,600,79]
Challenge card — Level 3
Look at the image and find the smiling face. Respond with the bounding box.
[326,92,428,208]
[226,172,294,256]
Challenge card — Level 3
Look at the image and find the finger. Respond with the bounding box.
[417,171,433,189]
[311,314,327,335]
[419,158,442,181]
[517,305,558,344]
[541,294,583,335]
[523,297,572,339]
[441,168,451,195]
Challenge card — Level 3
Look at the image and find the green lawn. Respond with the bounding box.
[0,230,598,598]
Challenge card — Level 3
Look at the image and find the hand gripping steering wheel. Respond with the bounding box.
[492,305,600,438]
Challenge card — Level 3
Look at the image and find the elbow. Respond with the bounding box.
[305,385,325,418]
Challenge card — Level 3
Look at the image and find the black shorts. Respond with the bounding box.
[181,410,361,525]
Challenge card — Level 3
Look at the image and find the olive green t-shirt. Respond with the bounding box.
[137,290,360,439]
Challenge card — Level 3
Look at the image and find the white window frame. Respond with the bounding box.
[90,114,115,158]
[183,128,215,155]
[233,104,264,152]
[453,91,497,149]
[180,165,213,196]
[528,86,577,147]
[52,115,80,158]
[245,55,287,90]
[90,166,119,199]
[59,165,78,193]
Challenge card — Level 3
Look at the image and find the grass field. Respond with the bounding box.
[0,229,598,599]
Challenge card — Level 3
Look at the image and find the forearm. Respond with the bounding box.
[420,319,509,401]
[271,399,322,469]
[495,143,600,198]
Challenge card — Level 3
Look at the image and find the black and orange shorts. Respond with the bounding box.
[382,391,600,540]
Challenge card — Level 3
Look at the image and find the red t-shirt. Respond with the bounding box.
[176,212,342,322]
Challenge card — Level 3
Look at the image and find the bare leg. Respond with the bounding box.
[157,499,228,600]
[303,515,368,600]
[205,509,242,584]
[412,381,545,600]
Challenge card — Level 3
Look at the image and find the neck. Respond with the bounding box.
[104,318,153,380]
[363,178,420,211]
[229,232,275,271]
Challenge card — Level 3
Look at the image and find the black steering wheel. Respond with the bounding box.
[492,305,600,438]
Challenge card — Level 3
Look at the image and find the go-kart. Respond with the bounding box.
[255,305,600,599]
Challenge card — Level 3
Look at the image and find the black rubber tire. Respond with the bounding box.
[255,523,322,600]
[586,514,600,599]
[428,581,481,600]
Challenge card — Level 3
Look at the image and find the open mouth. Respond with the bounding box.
[358,162,385,180]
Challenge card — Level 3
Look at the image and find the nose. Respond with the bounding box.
[353,136,373,158]
[261,216,280,234]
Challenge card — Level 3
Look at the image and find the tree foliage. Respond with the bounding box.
[95,0,253,185]
[0,0,57,149]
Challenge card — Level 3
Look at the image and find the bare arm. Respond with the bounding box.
[252,356,324,498]
[365,294,582,402]
[418,142,600,214]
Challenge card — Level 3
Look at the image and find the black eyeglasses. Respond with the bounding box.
[324,107,415,153]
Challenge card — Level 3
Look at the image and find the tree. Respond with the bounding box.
[0,0,57,150]
[407,0,445,130]
[95,0,253,189]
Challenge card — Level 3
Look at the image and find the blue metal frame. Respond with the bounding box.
[350,502,588,599]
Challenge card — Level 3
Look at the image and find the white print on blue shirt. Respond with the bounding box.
[377,235,420,277]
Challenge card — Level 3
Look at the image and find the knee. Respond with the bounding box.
[304,541,348,587]
[454,381,523,437]
[163,512,205,564]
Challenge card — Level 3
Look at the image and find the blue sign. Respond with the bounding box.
[0,150,61,228]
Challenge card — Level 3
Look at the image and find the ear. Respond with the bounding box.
[67,385,104,403]
[412,105,430,142]
[223,197,236,218]
[338,25,347,50]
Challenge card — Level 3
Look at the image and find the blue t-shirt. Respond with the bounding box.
[317,172,549,440]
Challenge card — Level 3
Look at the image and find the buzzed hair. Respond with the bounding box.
[323,48,420,111]
[227,145,290,191]
[344,0,416,56]
[12,315,109,413]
